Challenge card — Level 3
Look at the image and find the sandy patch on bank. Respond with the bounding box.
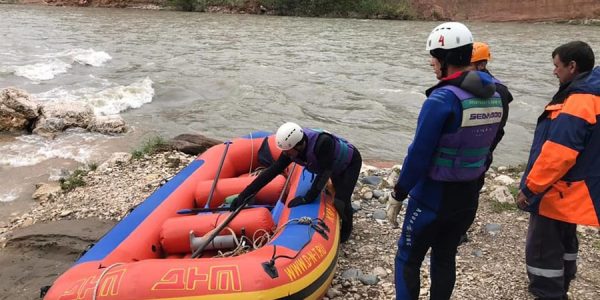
[0,219,115,300]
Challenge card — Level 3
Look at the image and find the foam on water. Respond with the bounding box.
[13,59,71,81]
[0,189,19,203]
[88,77,154,115]
[11,48,112,81]
[33,77,155,116]
[0,133,96,168]
[61,49,112,67]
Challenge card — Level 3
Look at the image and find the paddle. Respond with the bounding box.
[191,193,255,258]
[205,140,232,209]
[176,205,274,215]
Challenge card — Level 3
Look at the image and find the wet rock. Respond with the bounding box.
[33,101,94,137]
[0,87,40,132]
[169,134,222,155]
[88,115,128,134]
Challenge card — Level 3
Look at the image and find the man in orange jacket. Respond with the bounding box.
[517,41,600,300]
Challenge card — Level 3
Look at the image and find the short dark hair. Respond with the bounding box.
[552,41,595,73]
[430,44,473,67]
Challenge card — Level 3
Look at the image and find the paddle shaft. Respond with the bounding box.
[277,163,296,202]
[205,141,231,209]
[177,205,273,215]
[191,194,255,258]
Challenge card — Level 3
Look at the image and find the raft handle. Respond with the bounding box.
[261,261,279,279]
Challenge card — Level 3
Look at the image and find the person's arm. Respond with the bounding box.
[490,83,513,153]
[303,134,335,202]
[394,89,456,198]
[521,95,594,198]
[237,154,291,201]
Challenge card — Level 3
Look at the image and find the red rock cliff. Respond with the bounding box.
[412,0,600,21]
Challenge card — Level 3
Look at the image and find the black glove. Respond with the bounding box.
[287,196,313,208]
[392,186,408,201]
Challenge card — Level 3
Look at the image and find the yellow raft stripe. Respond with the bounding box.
[154,226,340,300]
[304,262,338,300]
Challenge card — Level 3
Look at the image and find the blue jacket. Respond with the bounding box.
[395,70,497,210]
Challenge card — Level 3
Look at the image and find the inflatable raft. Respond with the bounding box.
[44,132,340,300]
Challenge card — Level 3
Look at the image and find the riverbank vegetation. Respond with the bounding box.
[168,0,416,19]
[131,136,169,159]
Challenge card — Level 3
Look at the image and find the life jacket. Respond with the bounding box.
[428,85,503,181]
[290,128,354,175]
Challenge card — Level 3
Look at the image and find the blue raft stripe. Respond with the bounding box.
[240,131,272,139]
[76,160,204,264]
[270,168,318,251]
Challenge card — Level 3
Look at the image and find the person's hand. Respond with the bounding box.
[516,191,530,210]
[229,194,254,211]
[229,195,243,211]
[387,197,403,228]
[287,196,312,208]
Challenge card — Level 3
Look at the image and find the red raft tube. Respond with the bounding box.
[44,132,340,300]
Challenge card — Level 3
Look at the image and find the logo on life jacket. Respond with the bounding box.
[469,112,502,120]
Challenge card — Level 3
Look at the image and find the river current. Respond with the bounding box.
[1,5,599,218]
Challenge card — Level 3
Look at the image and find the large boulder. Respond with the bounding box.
[169,134,221,155]
[88,115,128,134]
[0,87,40,132]
[33,101,94,137]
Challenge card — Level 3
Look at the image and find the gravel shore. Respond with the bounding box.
[1,151,598,300]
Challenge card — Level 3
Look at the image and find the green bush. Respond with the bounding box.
[260,0,416,19]
[132,136,169,159]
[60,169,87,192]
[168,0,200,11]
[490,201,517,213]
[168,0,247,11]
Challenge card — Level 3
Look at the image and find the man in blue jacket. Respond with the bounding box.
[387,22,504,299]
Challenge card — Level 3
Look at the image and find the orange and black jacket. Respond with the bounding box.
[520,66,600,226]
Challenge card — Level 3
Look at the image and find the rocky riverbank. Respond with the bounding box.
[0,149,599,299]
[6,0,600,23]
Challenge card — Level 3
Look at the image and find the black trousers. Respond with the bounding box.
[331,149,362,243]
[395,181,480,300]
[526,213,578,300]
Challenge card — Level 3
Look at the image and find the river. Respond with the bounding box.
[1,4,599,219]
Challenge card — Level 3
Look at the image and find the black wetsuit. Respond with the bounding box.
[238,134,362,243]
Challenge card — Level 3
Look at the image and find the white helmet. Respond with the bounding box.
[426,22,473,51]
[276,122,304,150]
